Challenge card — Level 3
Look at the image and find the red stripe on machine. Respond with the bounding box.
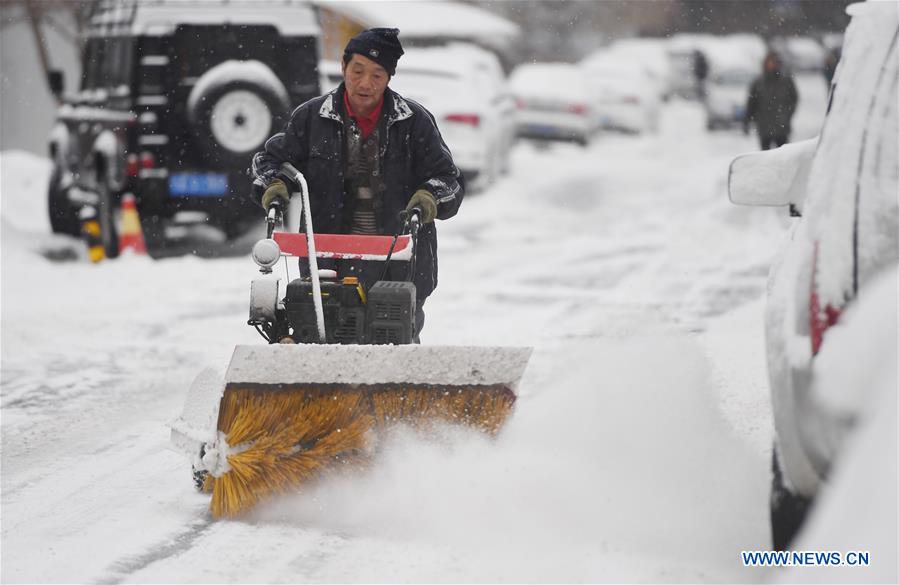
[273,233,412,260]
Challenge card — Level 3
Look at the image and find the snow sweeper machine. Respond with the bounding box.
[171,164,532,518]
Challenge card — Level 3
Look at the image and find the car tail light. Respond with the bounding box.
[568,103,588,115]
[139,151,156,169]
[446,114,480,127]
[126,153,139,177]
[810,242,842,356]
[623,95,641,105]
[515,97,526,109]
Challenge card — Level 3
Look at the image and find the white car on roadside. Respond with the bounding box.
[320,45,514,192]
[727,1,897,551]
[605,38,675,101]
[509,62,598,146]
[580,52,660,134]
[704,67,754,130]
[390,44,515,191]
[702,35,765,130]
[773,36,828,73]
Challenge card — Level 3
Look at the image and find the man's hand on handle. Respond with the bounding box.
[262,179,290,211]
[405,189,437,224]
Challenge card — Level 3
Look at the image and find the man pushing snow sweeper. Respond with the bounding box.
[171,28,531,519]
[251,27,461,341]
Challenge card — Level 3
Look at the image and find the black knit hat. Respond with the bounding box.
[344,28,405,76]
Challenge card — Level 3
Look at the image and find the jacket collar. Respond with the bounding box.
[319,85,413,127]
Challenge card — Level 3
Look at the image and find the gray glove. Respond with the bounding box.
[405,189,437,224]
[261,179,289,211]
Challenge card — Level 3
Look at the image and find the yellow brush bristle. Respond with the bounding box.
[208,384,516,518]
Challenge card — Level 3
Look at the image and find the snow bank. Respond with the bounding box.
[777,268,898,584]
[0,150,53,234]
[813,265,898,416]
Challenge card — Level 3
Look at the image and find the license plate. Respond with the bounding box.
[526,124,557,136]
[169,173,228,197]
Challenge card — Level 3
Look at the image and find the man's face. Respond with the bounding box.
[343,54,389,114]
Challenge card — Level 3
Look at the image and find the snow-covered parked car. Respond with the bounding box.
[704,67,755,130]
[509,62,597,146]
[605,38,675,102]
[580,52,660,134]
[666,33,716,99]
[772,36,828,73]
[46,0,320,257]
[702,34,766,130]
[727,2,898,551]
[390,44,515,191]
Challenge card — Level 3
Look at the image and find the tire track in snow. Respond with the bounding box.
[98,518,213,584]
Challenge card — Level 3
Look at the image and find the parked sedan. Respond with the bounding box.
[704,68,755,130]
[389,44,515,191]
[728,1,897,551]
[320,45,514,192]
[580,53,660,134]
[605,38,675,101]
[509,62,597,146]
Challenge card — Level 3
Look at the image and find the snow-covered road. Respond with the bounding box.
[2,78,827,583]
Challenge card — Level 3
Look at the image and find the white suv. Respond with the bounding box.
[728,2,897,551]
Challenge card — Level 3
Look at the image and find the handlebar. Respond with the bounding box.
[265,199,283,239]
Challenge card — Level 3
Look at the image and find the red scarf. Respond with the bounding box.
[343,91,384,139]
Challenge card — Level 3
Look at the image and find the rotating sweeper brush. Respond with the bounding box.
[171,164,531,518]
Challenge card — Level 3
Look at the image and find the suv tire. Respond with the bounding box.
[770,447,813,551]
[191,81,287,168]
[48,167,80,236]
[96,176,120,259]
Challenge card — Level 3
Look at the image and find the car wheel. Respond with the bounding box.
[191,80,287,168]
[48,166,80,236]
[770,446,813,551]
[95,164,119,259]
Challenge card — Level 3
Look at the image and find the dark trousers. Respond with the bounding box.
[414,301,426,344]
[760,134,788,150]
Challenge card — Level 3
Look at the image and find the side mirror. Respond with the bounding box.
[47,69,64,97]
[728,137,817,211]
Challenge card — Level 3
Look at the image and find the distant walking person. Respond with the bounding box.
[744,51,798,150]
[693,49,709,100]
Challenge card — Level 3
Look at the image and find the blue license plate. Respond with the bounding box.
[526,124,557,136]
[169,173,228,197]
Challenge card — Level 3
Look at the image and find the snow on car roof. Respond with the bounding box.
[313,0,519,40]
[397,45,499,77]
[89,0,319,37]
[509,62,590,100]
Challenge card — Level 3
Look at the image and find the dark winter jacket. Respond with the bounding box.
[250,84,464,301]
[745,70,799,138]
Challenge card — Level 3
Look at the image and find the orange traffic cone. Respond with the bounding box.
[119,193,147,255]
